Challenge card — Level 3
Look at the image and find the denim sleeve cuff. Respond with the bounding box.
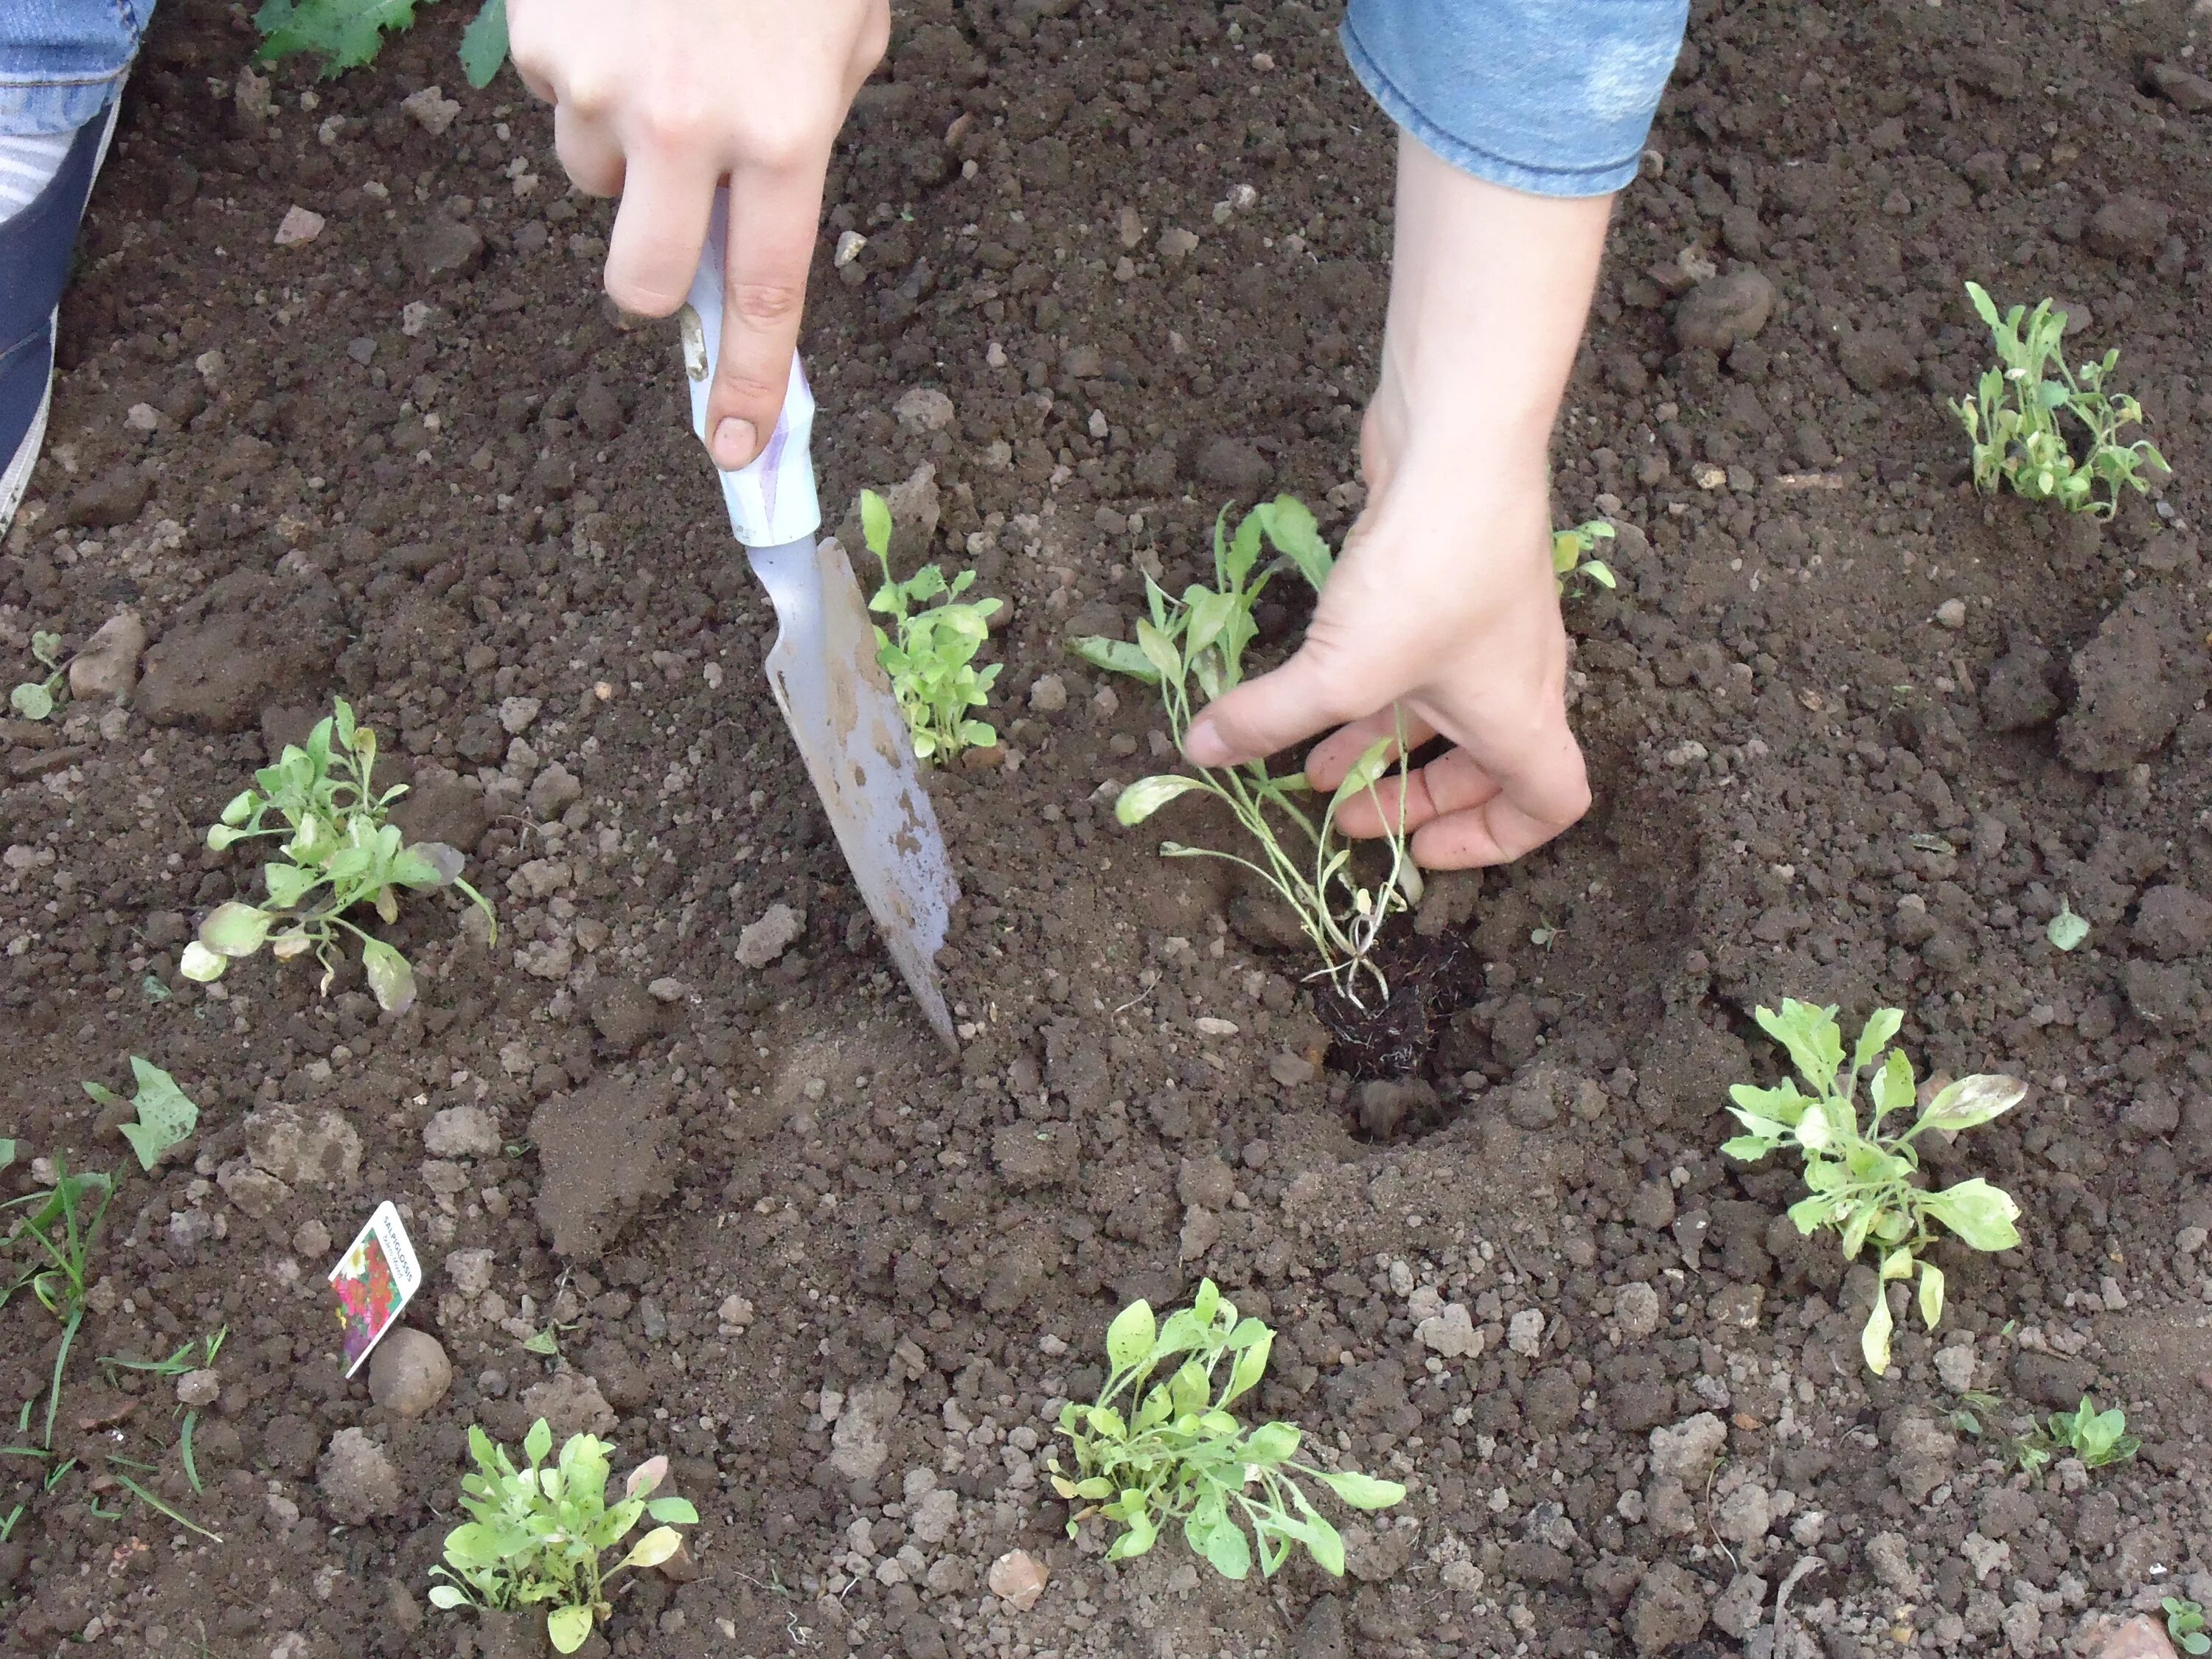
[1342,0,1688,199]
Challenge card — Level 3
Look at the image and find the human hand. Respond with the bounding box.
[507,0,890,469]
[1182,134,1614,869]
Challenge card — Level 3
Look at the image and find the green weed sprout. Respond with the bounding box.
[2,1161,113,1448]
[2042,1396,2137,1469]
[428,1419,699,1655]
[2164,1597,2210,1655]
[1952,282,2166,519]
[81,1057,199,1173]
[860,489,1004,765]
[1552,520,1618,595]
[8,630,66,721]
[1722,1000,2025,1374]
[1074,497,1419,1009]
[1049,1279,1405,1580]
[181,698,493,1015]
[254,0,509,88]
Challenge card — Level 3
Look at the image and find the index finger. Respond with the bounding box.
[704,164,824,471]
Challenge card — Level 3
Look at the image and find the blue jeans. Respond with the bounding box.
[0,0,154,134]
[1345,0,1688,197]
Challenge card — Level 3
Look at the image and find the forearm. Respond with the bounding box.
[1380,134,1613,479]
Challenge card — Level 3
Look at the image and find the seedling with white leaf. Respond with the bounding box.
[1074,497,1419,1009]
[1722,1000,2025,1374]
[180,698,493,1014]
[428,1419,699,1655]
[1952,282,2167,518]
[861,489,1004,764]
[1049,1279,1405,1580]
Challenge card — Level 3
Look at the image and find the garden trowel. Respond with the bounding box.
[678,194,958,1048]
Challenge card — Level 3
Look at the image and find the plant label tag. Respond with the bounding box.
[328,1201,422,1377]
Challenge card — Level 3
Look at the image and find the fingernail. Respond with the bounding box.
[711,417,757,470]
[1183,719,1229,767]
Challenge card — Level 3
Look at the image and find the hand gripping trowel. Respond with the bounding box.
[677,195,958,1048]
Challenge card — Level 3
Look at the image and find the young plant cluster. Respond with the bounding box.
[860,489,1005,764]
[1076,497,1419,1008]
[430,1419,698,1654]
[1050,1280,1405,1579]
[2,1060,215,1545]
[1723,1001,2025,1374]
[180,699,493,1015]
[1952,282,2166,518]
[254,0,509,87]
[1551,519,1618,596]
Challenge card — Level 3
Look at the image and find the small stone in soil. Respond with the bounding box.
[423,1105,501,1158]
[68,611,145,700]
[175,1368,221,1408]
[368,1327,453,1418]
[274,205,325,246]
[987,1549,1047,1610]
[737,902,805,967]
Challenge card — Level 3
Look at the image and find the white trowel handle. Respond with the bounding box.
[679,191,821,549]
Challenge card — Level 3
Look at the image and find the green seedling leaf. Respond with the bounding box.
[1918,1261,1945,1329]
[177,942,228,983]
[1861,1287,1895,1374]
[256,0,423,76]
[198,901,274,958]
[1115,775,1205,826]
[1919,1074,2027,1133]
[83,1057,201,1172]
[1922,1178,2022,1253]
[458,0,507,86]
[547,1605,594,1654]
[1314,1470,1407,1509]
[1105,1298,1157,1371]
[0,1139,13,1172]
[9,684,52,720]
[359,937,417,1015]
[2048,901,2089,951]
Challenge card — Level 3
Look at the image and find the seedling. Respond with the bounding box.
[2042,1396,2137,1468]
[8,630,66,721]
[1074,498,1419,1008]
[860,490,1004,763]
[1552,520,1618,595]
[181,698,493,1015]
[81,1057,199,1172]
[2047,900,2089,952]
[2163,1597,2209,1655]
[1952,282,2166,518]
[428,1419,698,1655]
[254,0,509,88]
[1,1161,113,1448]
[98,1326,226,1385]
[1049,1279,1405,1580]
[1722,1000,2025,1374]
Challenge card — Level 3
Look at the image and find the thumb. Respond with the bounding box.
[1184,645,1378,769]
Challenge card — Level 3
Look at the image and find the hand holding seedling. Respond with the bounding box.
[1184,142,1611,869]
[507,0,888,470]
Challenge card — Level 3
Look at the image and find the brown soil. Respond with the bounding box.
[4,0,2211,1656]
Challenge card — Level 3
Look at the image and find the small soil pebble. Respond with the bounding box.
[317,1428,403,1525]
[1672,268,1775,352]
[67,611,145,700]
